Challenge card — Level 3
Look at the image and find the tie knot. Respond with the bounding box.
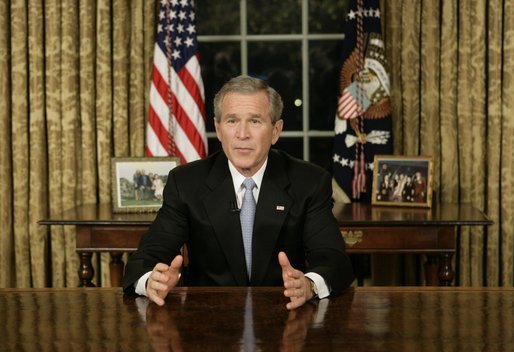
[242,178,256,191]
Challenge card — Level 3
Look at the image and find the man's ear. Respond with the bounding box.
[272,119,283,144]
[214,117,222,141]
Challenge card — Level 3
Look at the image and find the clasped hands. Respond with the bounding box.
[145,251,315,310]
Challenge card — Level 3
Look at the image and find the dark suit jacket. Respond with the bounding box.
[123,149,353,295]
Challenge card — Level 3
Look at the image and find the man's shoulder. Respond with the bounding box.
[267,150,333,199]
[172,151,223,173]
[269,149,328,176]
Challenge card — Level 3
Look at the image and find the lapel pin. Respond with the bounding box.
[276,205,285,211]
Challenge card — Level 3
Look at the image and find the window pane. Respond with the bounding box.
[196,0,240,35]
[199,42,241,132]
[247,0,301,34]
[310,137,334,170]
[309,0,349,34]
[248,41,302,131]
[273,138,303,160]
[309,40,343,131]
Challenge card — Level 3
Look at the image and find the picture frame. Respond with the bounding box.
[111,157,180,213]
[371,155,433,208]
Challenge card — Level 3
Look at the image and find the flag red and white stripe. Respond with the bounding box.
[337,88,365,119]
[146,0,207,163]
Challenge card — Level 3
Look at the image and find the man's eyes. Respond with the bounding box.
[225,118,262,125]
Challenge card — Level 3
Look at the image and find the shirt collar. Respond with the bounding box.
[228,158,267,192]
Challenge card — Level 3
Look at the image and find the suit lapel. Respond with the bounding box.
[203,153,248,285]
[251,151,292,285]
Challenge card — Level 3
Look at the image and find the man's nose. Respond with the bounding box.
[236,121,250,138]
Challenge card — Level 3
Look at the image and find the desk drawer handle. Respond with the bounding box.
[341,230,363,247]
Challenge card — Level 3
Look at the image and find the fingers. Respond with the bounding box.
[279,251,296,279]
[278,251,290,268]
[169,255,183,273]
[146,255,184,306]
[148,289,166,306]
[284,286,307,310]
[283,277,310,309]
[147,276,166,306]
[151,263,171,281]
[279,252,310,310]
[279,251,303,282]
[286,296,306,310]
[147,270,169,306]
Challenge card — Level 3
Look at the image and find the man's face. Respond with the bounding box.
[214,91,283,177]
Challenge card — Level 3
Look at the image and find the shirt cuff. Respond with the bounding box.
[305,272,330,299]
[134,271,152,296]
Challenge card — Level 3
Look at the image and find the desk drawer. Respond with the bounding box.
[340,226,455,253]
[76,225,147,251]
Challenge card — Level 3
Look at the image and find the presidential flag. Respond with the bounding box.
[332,0,393,202]
[146,0,207,163]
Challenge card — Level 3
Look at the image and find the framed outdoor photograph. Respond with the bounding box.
[371,155,433,208]
[111,157,180,213]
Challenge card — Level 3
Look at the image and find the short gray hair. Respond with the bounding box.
[213,75,284,124]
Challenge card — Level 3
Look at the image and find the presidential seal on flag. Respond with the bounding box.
[338,32,391,121]
[332,0,393,202]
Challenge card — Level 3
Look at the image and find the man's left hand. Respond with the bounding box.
[278,251,314,310]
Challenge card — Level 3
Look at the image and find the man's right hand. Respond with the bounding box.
[146,255,183,306]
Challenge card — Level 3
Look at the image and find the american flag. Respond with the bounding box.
[146,0,207,163]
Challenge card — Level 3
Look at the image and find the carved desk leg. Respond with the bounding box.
[78,252,95,287]
[439,253,454,286]
[425,253,455,286]
[110,253,124,287]
[424,255,439,286]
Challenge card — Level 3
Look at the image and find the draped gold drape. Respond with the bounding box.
[382,0,514,286]
[0,0,512,288]
[0,0,157,288]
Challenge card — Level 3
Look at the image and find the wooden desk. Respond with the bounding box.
[39,204,156,287]
[38,203,491,287]
[332,203,492,286]
[1,287,513,351]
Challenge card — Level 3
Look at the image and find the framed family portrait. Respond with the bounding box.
[371,155,433,208]
[111,157,180,213]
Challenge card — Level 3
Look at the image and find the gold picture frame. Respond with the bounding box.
[111,157,180,213]
[371,155,433,208]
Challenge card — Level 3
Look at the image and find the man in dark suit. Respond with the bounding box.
[123,75,353,309]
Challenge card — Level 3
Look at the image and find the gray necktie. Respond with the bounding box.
[240,178,256,279]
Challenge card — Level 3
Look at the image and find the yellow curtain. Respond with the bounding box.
[0,0,513,288]
[383,0,514,286]
[0,0,156,288]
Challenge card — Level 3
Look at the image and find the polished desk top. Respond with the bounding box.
[38,203,158,226]
[38,202,492,227]
[333,202,492,226]
[1,287,512,351]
